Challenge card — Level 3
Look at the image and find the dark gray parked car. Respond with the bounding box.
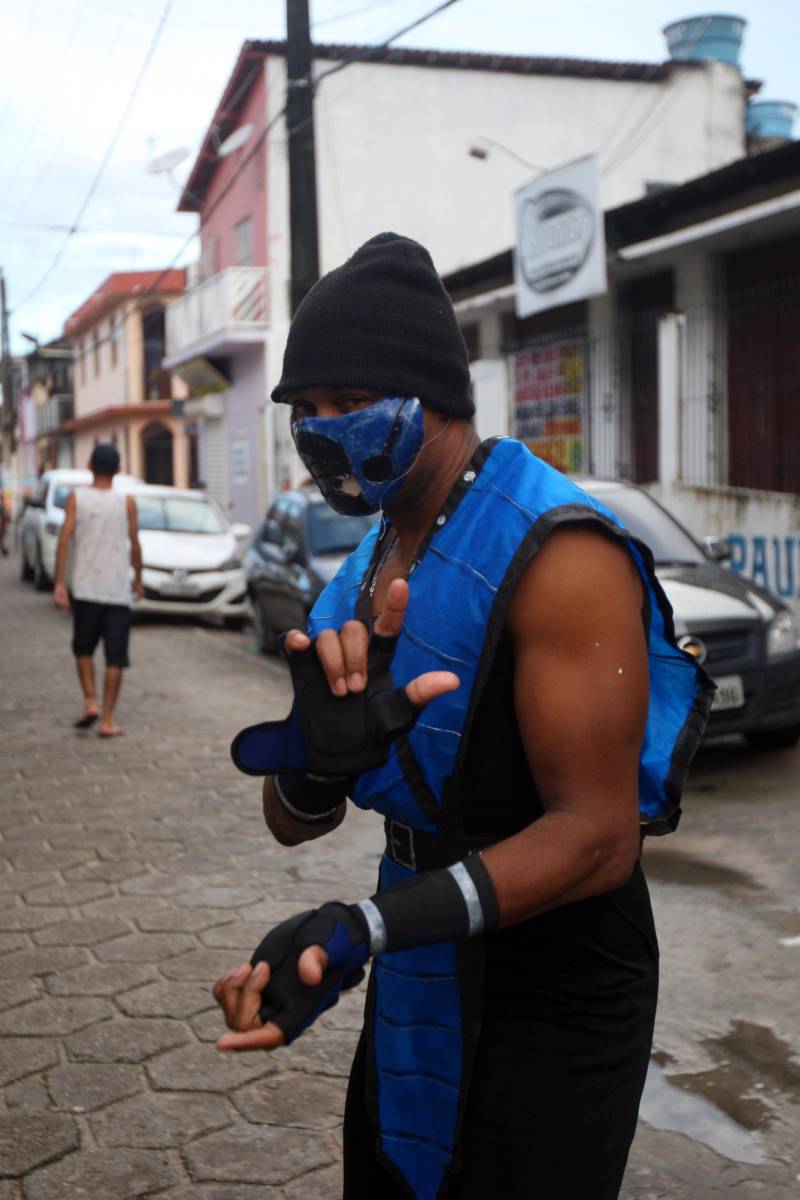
[246,487,376,654]
[578,478,800,749]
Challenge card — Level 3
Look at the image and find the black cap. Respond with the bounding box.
[90,443,120,476]
[272,233,473,418]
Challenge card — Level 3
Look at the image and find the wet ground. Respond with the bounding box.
[1,551,799,1197]
[623,737,800,1197]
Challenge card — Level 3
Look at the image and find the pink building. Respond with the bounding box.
[63,271,192,485]
[163,47,269,527]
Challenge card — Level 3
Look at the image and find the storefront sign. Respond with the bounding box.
[515,155,607,318]
[511,339,585,474]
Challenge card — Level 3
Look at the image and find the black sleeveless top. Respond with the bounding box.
[455,635,659,1025]
[459,635,544,838]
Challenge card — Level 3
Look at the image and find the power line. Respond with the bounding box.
[0,0,41,129]
[0,0,92,213]
[14,0,175,314]
[14,0,463,333]
[1,5,135,233]
[313,0,461,85]
[6,221,193,238]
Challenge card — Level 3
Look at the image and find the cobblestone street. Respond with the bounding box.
[0,552,381,1199]
[1,550,799,1198]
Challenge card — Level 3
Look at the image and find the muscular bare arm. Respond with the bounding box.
[481,525,648,926]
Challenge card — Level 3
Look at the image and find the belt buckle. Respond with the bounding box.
[388,819,416,872]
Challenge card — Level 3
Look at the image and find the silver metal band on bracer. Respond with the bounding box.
[356,898,388,955]
[447,860,486,936]
[274,774,342,825]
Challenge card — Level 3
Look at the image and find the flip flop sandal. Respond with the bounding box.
[74,713,99,729]
[98,728,125,738]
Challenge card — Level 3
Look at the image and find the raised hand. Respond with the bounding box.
[285,577,459,707]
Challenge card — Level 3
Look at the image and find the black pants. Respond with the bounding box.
[343,865,658,1200]
[71,600,131,668]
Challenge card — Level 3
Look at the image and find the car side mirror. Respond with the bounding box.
[703,535,732,563]
[231,522,251,541]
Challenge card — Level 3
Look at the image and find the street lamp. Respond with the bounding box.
[468,136,545,173]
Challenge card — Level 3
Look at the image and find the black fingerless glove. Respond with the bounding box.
[249,855,498,1043]
[250,903,370,1043]
[231,630,420,777]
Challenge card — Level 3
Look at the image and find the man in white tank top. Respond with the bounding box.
[53,444,142,736]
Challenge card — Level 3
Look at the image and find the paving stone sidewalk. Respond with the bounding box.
[0,553,381,1198]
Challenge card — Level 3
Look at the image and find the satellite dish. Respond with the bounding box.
[147,147,190,175]
[217,124,254,158]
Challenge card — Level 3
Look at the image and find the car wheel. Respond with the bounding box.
[33,543,50,591]
[252,594,278,655]
[223,615,247,631]
[745,724,800,751]
[20,545,33,581]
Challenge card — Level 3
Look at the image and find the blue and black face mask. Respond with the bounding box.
[290,396,425,515]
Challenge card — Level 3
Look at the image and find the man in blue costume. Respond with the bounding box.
[213,233,712,1199]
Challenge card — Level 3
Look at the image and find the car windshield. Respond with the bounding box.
[135,495,227,534]
[581,485,705,566]
[307,505,376,555]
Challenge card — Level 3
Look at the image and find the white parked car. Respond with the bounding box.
[20,468,139,590]
[132,485,250,626]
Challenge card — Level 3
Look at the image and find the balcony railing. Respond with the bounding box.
[165,266,269,364]
[35,394,74,437]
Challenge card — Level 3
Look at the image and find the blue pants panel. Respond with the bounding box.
[372,854,464,1200]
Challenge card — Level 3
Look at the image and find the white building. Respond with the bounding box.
[445,139,800,609]
[164,28,754,523]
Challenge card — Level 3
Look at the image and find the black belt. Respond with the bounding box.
[384,816,496,873]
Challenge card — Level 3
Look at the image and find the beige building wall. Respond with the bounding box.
[70,294,188,484]
[74,303,131,418]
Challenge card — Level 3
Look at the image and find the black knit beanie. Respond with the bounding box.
[271,232,474,418]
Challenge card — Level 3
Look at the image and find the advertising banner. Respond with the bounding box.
[511,339,585,474]
[514,155,607,319]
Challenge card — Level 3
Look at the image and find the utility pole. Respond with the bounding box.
[0,268,14,466]
[286,0,320,315]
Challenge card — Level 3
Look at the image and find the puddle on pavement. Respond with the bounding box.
[643,1022,799,1165]
[640,1061,768,1164]
[708,1021,800,1096]
[642,848,763,891]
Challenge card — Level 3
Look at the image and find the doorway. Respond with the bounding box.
[142,422,174,485]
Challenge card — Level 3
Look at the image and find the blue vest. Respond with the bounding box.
[308,438,712,1200]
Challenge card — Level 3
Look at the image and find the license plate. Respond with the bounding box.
[160,580,197,597]
[711,674,745,712]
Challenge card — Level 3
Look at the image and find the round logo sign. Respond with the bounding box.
[518,187,595,294]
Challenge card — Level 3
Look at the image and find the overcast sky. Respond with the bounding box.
[1,0,797,352]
